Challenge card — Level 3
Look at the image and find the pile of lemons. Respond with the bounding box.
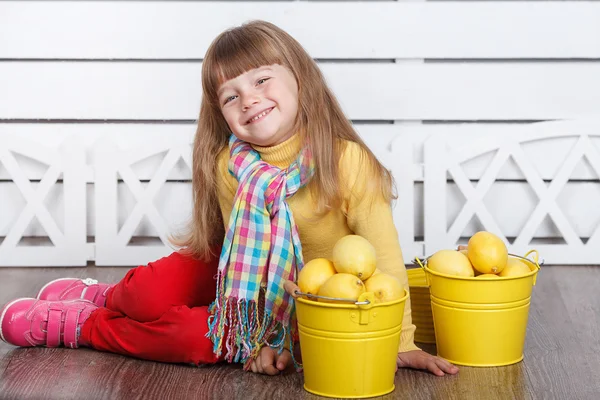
[298,235,404,303]
[428,231,532,278]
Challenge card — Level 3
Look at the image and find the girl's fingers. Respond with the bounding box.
[250,347,290,375]
[276,350,292,371]
[283,281,300,298]
[427,360,445,376]
[260,349,280,375]
[436,358,459,374]
[262,360,280,375]
[396,350,459,376]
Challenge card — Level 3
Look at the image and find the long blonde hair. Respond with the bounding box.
[174,20,395,260]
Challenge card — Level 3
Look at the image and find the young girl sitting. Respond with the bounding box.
[1,20,458,377]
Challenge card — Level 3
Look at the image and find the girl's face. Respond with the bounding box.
[218,64,299,147]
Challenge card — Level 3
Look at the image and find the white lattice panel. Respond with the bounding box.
[92,132,419,266]
[424,119,600,264]
[0,134,87,266]
[93,138,194,266]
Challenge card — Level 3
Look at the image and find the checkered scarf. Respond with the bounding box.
[208,134,314,367]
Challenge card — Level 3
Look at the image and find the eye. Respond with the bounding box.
[257,77,270,85]
[223,95,237,105]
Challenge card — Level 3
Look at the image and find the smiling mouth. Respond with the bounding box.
[246,107,274,124]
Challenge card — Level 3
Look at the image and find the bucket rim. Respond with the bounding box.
[295,289,409,309]
[422,264,539,281]
[408,283,429,288]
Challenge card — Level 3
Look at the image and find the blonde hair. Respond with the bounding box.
[173,20,395,260]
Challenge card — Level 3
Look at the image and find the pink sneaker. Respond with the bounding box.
[37,278,113,307]
[0,298,98,348]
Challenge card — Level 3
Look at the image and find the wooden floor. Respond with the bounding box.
[0,265,599,400]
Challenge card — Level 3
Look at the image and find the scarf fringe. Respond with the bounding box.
[207,297,294,367]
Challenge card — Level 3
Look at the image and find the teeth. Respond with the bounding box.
[248,108,271,123]
[251,111,267,122]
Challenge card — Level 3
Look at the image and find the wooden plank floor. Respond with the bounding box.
[1,265,599,400]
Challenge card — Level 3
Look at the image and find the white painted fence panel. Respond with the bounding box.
[0,135,87,266]
[94,138,193,265]
[2,120,600,265]
[424,120,600,264]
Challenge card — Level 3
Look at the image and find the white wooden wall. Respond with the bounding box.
[1,1,600,266]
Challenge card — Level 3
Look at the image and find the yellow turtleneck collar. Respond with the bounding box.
[251,134,302,169]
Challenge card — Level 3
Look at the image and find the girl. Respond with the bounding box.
[0,20,458,377]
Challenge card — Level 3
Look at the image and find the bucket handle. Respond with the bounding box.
[414,256,426,270]
[412,257,431,286]
[522,249,540,267]
[509,250,542,285]
[294,290,371,306]
[521,249,542,285]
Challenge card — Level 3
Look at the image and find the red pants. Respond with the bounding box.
[80,251,223,365]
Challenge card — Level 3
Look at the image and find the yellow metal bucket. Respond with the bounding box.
[407,268,436,344]
[295,289,409,398]
[416,251,540,367]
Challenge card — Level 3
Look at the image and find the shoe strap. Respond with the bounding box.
[81,285,101,303]
[46,307,63,347]
[63,307,82,348]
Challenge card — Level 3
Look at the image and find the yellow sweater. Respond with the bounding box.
[216,134,419,352]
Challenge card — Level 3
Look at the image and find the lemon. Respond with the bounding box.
[467,231,508,274]
[297,258,337,295]
[498,257,532,278]
[427,249,475,277]
[364,273,404,303]
[331,235,377,280]
[476,274,499,279]
[317,273,366,303]
[459,248,480,275]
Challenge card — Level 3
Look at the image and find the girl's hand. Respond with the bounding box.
[249,346,293,375]
[396,350,459,376]
[283,280,301,298]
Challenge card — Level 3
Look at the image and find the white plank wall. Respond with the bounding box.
[2,2,599,59]
[3,62,600,120]
[1,1,599,266]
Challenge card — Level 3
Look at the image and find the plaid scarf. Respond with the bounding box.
[208,134,314,367]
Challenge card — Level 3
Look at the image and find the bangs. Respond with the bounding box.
[203,26,286,103]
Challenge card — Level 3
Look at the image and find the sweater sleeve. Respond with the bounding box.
[340,142,420,353]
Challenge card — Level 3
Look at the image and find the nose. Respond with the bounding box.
[241,92,260,110]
